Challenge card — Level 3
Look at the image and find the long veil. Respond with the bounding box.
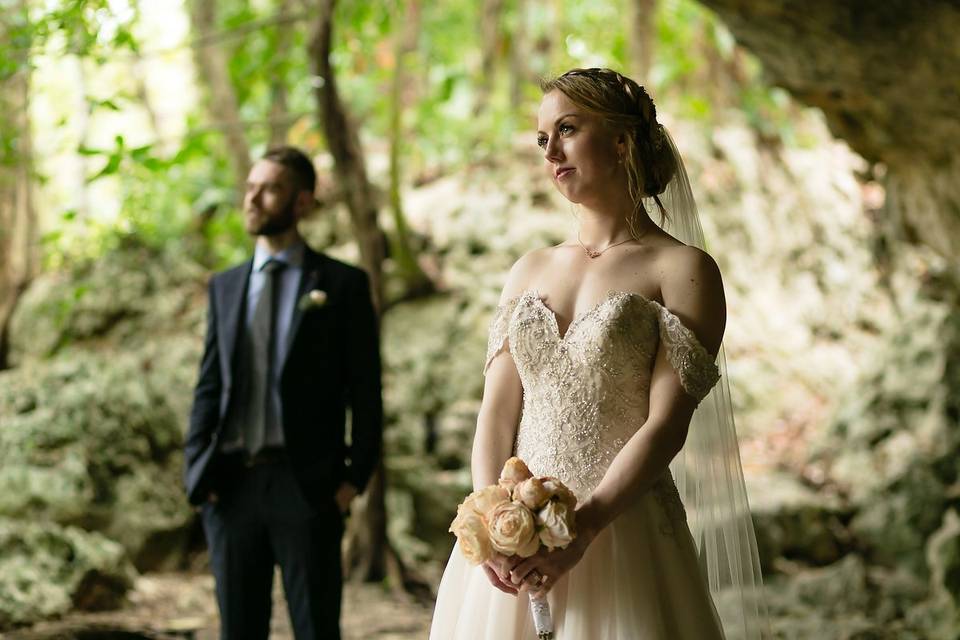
[646,128,769,639]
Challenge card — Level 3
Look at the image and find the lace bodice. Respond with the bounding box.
[484,289,720,502]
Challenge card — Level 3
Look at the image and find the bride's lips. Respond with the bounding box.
[555,167,575,181]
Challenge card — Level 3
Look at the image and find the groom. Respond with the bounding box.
[184,146,383,639]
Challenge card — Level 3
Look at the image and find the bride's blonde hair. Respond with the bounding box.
[540,68,676,232]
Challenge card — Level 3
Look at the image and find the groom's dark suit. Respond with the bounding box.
[184,244,382,639]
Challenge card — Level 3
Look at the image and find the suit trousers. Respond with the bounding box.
[201,457,344,640]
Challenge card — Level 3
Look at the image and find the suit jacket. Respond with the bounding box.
[183,246,383,509]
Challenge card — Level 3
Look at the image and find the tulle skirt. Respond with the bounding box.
[429,493,725,640]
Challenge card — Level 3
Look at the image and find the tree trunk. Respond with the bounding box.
[132,52,163,144]
[268,0,294,147]
[308,0,395,586]
[549,0,565,73]
[629,0,657,84]
[0,0,37,370]
[73,57,92,220]
[474,0,504,115]
[188,0,251,196]
[424,411,438,454]
[309,0,386,305]
[387,0,433,296]
[507,0,530,108]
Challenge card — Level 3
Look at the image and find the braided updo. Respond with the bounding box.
[540,68,676,224]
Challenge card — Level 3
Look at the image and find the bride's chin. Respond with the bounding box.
[557,188,581,205]
[556,183,600,207]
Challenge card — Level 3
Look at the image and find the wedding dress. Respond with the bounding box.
[429,288,729,639]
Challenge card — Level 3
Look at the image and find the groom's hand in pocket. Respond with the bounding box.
[193,492,218,513]
[335,482,357,515]
[483,554,520,595]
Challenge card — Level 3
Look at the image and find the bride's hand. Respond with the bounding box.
[483,553,521,595]
[507,537,588,597]
[508,509,601,597]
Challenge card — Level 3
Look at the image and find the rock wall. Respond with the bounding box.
[0,243,206,629]
[697,0,960,259]
[695,2,960,634]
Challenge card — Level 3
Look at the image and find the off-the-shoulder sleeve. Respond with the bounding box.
[483,296,521,374]
[654,303,721,402]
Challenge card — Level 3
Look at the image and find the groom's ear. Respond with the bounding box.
[295,189,317,218]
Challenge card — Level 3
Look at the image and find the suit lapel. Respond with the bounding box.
[282,248,325,371]
[216,260,253,387]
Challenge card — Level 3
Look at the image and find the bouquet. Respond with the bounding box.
[449,457,577,640]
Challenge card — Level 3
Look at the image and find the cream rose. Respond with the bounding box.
[498,457,533,492]
[488,501,539,557]
[450,511,493,565]
[512,477,551,511]
[461,485,510,520]
[540,476,578,509]
[537,499,575,549]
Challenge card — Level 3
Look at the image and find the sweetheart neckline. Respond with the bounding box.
[519,289,661,342]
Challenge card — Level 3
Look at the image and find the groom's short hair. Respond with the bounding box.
[261,146,317,197]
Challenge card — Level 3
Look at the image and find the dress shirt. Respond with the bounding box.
[244,240,305,448]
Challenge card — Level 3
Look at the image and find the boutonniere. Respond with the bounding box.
[298,289,327,311]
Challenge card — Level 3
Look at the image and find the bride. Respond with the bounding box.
[430,68,766,639]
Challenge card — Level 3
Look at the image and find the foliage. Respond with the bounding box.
[44,128,249,270]
[10,0,805,274]
[29,0,140,58]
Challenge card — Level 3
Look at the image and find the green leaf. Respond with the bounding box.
[141,157,166,172]
[89,154,121,181]
[129,144,152,162]
[95,98,122,112]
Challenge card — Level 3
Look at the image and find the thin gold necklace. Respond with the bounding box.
[577,231,635,259]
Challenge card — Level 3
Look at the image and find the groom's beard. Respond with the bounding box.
[246,193,298,237]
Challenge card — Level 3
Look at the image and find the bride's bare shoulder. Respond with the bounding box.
[653,243,726,352]
[499,245,563,303]
[656,243,720,280]
[625,236,721,291]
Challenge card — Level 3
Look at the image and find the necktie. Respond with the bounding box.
[245,259,286,455]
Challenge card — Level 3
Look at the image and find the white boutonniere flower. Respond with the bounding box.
[298,289,327,311]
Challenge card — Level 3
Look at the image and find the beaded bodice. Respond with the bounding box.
[485,289,721,502]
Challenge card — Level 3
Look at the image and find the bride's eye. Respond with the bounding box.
[537,134,548,149]
[559,123,574,136]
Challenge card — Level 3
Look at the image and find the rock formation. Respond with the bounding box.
[698,0,960,260]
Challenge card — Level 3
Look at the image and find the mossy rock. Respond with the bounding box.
[812,292,960,576]
[8,242,206,364]
[761,555,932,639]
[386,454,471,563]
[927,509,960,610]
[0,518,136,631]
[0,352,194,570]
[382,293,487,421]
[850,464,947,576]
[747,471,850,569]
